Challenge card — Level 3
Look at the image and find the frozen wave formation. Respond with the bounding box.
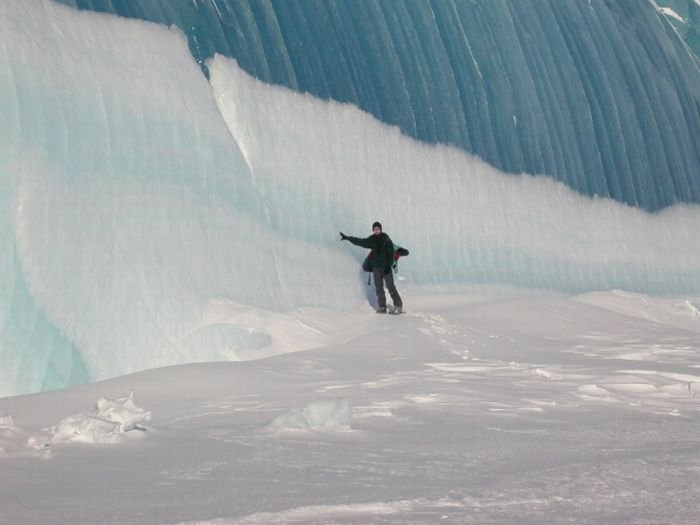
[1,0,700,397]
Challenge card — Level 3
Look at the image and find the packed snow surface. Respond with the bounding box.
[1,289,699,524]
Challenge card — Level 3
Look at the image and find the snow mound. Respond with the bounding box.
[270,398,352,432]
[49,392,151,444]
[575,290,700,333]
[0,415,17,455]
[177,500,415,524]
[0,415,47,458]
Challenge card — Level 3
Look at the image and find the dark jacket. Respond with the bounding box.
[346,233,395,271]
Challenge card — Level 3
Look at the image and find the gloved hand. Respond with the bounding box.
[340,232,348,241]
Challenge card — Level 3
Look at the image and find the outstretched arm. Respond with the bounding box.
[339,232,373,248]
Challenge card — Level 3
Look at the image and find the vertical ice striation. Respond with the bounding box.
[56,0,700,211]
[209,55,700,295]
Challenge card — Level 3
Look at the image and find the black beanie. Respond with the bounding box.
[372,221,382,231]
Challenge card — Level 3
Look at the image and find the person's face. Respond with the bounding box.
[373,227,381,236]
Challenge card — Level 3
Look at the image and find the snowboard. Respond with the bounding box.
[375,306,405,315]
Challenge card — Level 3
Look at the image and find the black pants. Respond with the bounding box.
[372,268,402,309]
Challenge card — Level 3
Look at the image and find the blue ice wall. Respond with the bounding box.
[56,0,700,211]
[3,0,700,397]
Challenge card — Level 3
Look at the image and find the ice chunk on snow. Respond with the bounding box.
[95,392,152,433]
[49,392,151,444]
[50,414,126,444]
[270,398,352,432]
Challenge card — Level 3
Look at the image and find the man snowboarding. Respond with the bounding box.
[340,222,403,314]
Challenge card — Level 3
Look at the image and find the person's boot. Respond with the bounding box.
[376,307,387,314]
[393,305,403,314]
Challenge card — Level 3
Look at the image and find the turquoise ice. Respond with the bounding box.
[56,0,700,210]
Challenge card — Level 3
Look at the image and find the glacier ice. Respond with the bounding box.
[55,0,700,211]
[0,0,360,396]
[210,53,700,294]
[1,0,699,397]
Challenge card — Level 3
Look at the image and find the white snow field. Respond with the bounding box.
[2,288,700,524]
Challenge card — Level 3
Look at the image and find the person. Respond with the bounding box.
[340,221,403,314]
